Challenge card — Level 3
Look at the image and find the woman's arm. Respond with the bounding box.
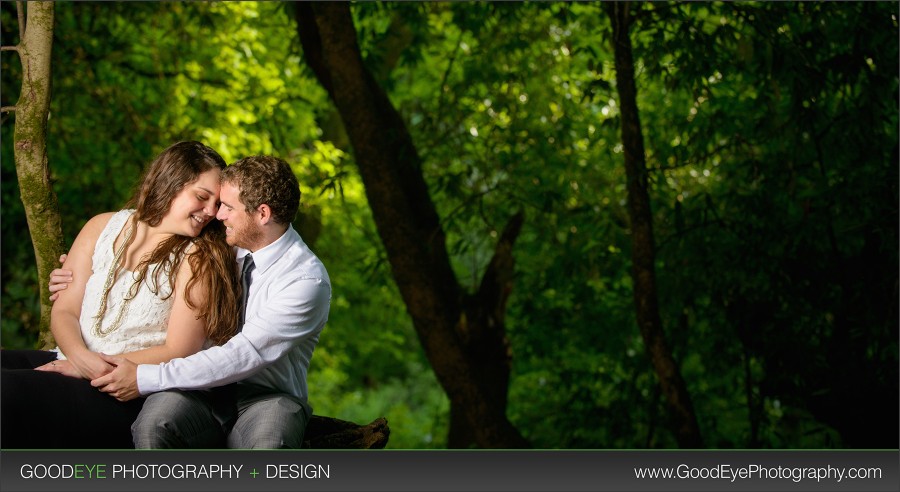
[50,213,117,380]
[115,253,208,364]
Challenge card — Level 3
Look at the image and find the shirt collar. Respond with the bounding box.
[235,225,300,275]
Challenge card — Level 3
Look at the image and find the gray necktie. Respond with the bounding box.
[238,254,255,330]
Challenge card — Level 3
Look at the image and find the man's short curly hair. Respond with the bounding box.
[221,155,300,224]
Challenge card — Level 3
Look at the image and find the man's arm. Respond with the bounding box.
[93,276,330,400]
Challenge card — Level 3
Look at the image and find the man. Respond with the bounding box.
[57,155,330,448]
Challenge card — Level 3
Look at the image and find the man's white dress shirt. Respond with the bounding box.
[136,225,331,402]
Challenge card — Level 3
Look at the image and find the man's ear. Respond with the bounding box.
[257,204,273,225]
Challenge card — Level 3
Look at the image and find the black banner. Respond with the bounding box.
[1,450,897,492]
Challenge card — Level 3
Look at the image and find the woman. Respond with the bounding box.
[1,141,240,448]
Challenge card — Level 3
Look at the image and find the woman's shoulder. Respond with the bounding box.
[79,212,116,236]
[78,210,133,241]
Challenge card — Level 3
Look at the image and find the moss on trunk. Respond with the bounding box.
[12,2,64,347]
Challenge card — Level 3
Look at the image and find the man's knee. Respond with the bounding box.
[230,397,310,449]
[132,392,190,448]
[230,422,305,449]
[132,391,223,449]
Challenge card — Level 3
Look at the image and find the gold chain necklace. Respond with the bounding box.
[91,220,136,338]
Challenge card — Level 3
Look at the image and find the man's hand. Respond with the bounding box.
[91,354,140,402]
[49,253,71,302]
[34,359,82,379]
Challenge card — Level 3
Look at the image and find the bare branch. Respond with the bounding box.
[116,60,230,88]
[434,32,462,126]
[1,46,19,52]
[1,106,16,113]
[650,139,740,172]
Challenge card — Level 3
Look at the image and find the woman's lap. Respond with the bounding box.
[1,349,143,449]
[1,349,57,370]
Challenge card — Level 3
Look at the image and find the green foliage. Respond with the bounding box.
[628,1,898,447]
[2,1,446,446]
[2,1,896,448]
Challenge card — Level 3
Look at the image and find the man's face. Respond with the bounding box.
[216,182,264,251]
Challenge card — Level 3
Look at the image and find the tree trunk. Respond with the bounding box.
[293,2,528,448]
[604,2,703,448]
[8,1,64,349]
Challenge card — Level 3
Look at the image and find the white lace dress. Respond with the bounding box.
[56,209,175,358]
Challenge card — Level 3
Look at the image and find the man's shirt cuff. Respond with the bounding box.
[136,363,161,395]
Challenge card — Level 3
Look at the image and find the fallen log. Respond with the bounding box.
[302,415,390,449]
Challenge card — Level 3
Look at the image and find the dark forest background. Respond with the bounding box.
[2,1,897,449]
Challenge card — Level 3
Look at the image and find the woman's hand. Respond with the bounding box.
[65,350,116,380]
[34,359,82,379]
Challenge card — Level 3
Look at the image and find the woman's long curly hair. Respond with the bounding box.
[113,141,239,345]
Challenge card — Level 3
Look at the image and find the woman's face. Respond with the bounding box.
[162,168,222,237]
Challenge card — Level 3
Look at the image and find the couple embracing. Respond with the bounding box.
[1,141,330,449]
